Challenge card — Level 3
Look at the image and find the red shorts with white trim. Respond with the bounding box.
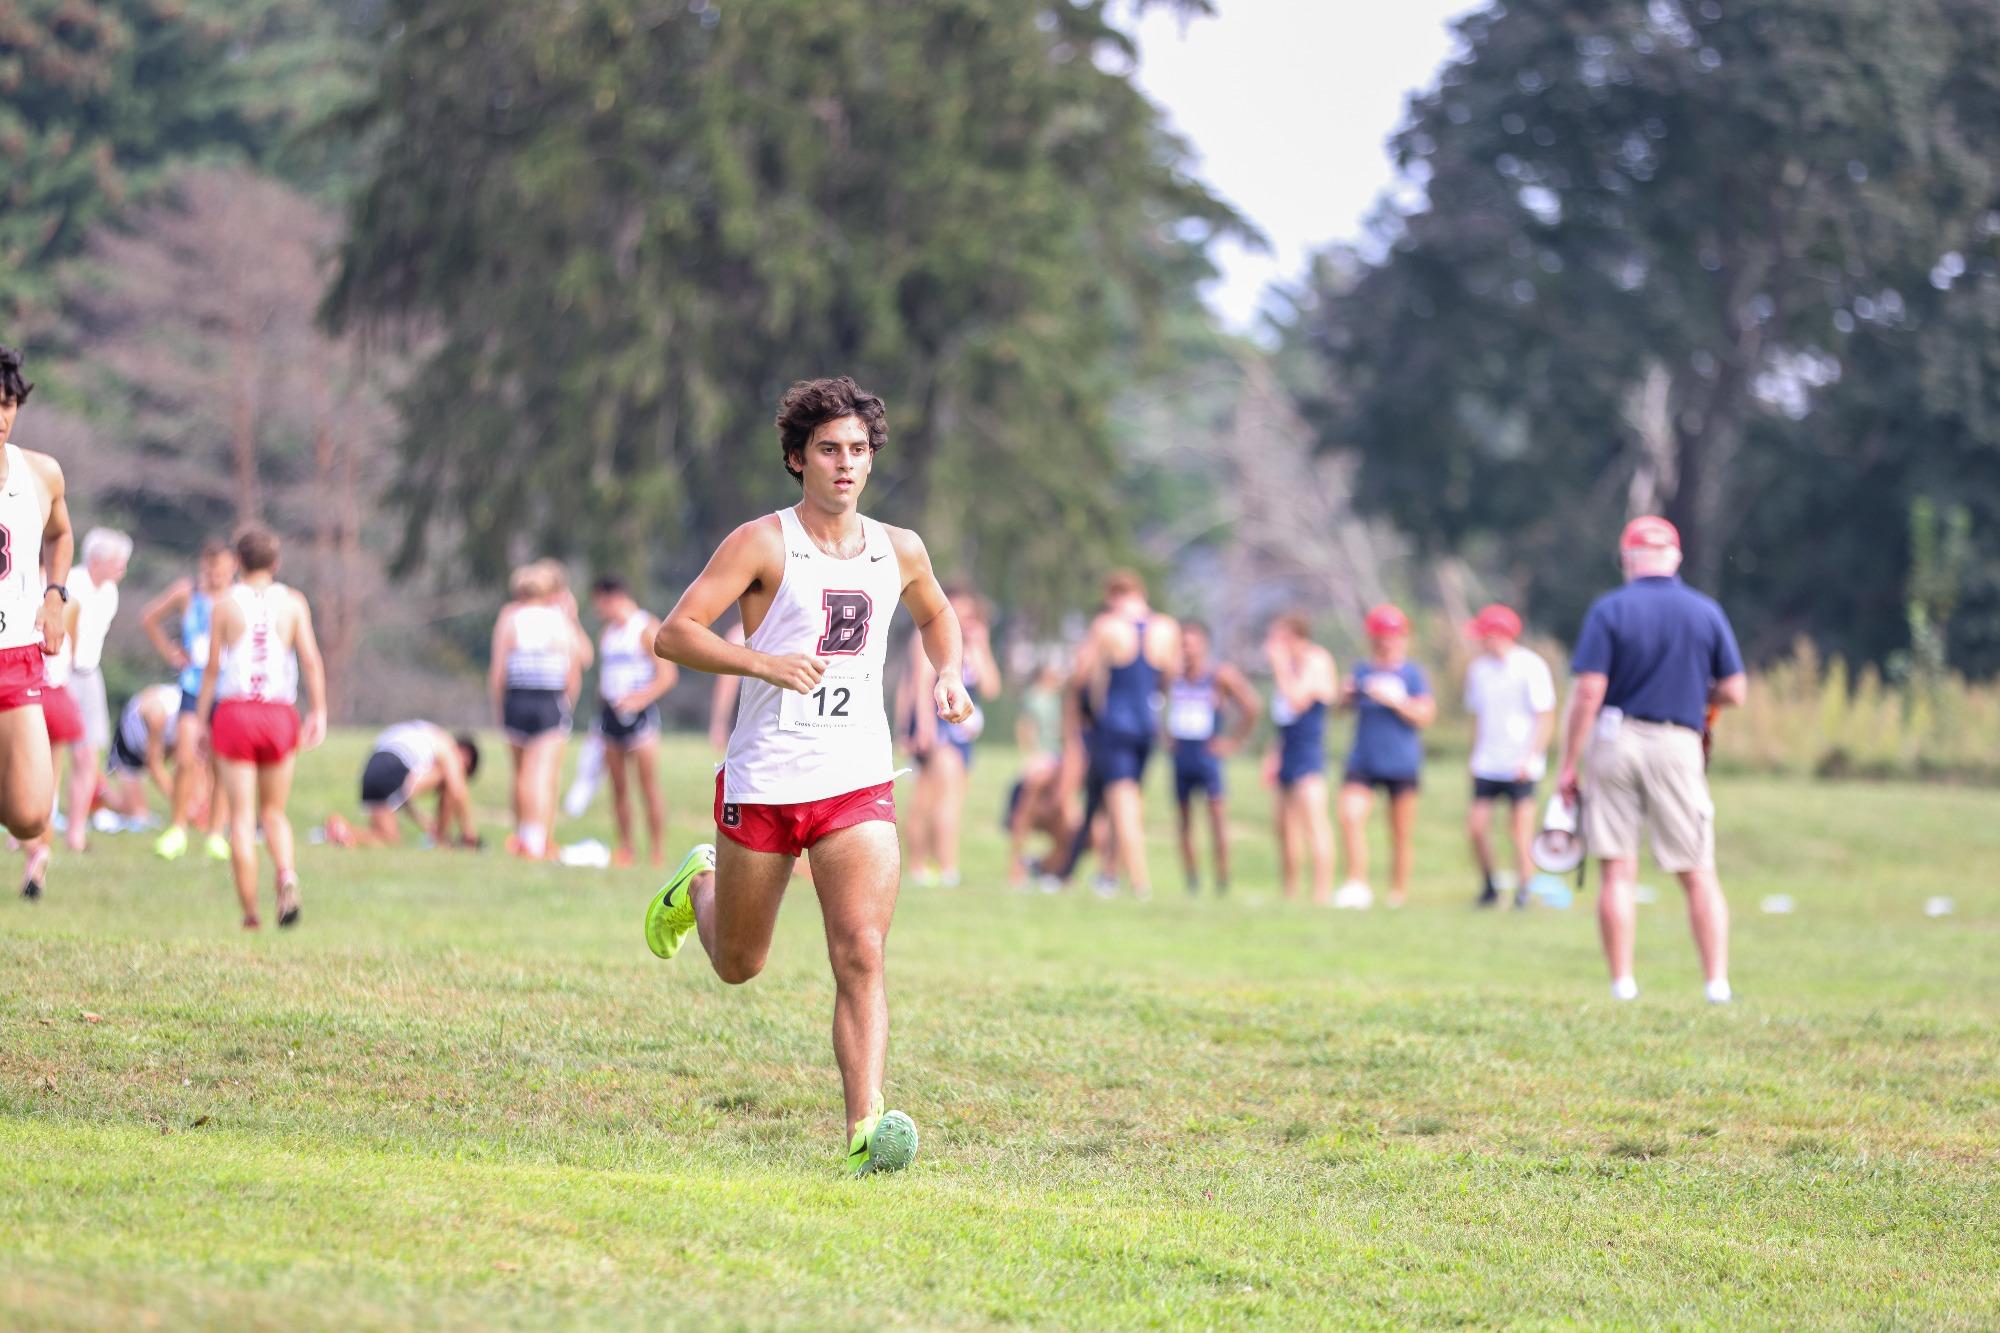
[713,772,896,858]
[41,685,84,745]
[211,699,301,765]
[0,644,48,712]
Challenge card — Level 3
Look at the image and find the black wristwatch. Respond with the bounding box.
[44,583,68,603]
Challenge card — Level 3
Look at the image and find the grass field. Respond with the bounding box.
[3,730,1997,1329]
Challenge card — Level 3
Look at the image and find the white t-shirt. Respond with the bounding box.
[65,567,120,673]
[1464,645,1557,781]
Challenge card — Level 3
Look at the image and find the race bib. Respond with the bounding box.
[779,661,876,733]
[1167,695,1216,740]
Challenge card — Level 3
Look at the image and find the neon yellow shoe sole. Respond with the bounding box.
[152,827,188,861]
[644,843,714,960]
[847,1100,919,1178]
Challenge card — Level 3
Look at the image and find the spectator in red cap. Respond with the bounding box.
[1334,604,1435,908]
[1462,604,1556,907]
[1556,515,1747,1003]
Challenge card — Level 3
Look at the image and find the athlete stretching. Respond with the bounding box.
[645,376,969,1177]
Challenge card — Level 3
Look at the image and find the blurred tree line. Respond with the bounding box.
[1289,0,2000,675]
[4,0,2000,720]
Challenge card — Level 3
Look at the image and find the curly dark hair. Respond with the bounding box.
[0,345,34,407]
[775,376,887,484]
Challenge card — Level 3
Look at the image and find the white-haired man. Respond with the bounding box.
[1556,517,1747,1004]
[63,526,131,849]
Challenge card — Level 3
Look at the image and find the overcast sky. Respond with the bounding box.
[1131,2,1477,333]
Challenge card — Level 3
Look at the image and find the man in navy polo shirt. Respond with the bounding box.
[1557,516,1747,1004]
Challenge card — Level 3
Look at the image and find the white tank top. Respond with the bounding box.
[724,508,903,804]
[215,582,300,704]
[599,609,656,702]
[0,444,49,651]
[506,603,572,690]
[373,721,436,779]
[120,688,180,754]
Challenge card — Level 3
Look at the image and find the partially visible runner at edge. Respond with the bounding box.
[0,344,76,868]
[645,375,971,1178]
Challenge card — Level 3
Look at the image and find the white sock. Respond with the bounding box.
[518,823,546,856]
[1705,978,1732,1004]
[1610,976,1639,1001]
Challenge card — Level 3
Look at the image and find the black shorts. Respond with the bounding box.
[503,688,571,744]
[1471,776,1536,804]
[598,700,660,748]
[109,728,147,775]
[361,750,414,811]
[1343,770,1419,798]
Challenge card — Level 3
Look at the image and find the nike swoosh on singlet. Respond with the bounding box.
[870,554,888,562]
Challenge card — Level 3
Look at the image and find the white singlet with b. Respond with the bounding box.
[0,444,49,651]
[598,609,656,703]
[724,508,902,805]
[215,583,299,704]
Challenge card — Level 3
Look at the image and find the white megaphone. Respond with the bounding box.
[1531,792,1585,874]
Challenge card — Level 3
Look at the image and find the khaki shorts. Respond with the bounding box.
[71,668,112,752]
[1584,717,1715,872]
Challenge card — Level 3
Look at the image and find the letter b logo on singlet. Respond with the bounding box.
[817,591,873,656]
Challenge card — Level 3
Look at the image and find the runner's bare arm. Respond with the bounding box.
[143,712,173,799]
[195,597,240,721]
[1217,662,1261,752]
[890,526,971,724]
[656,519,824,693]
[30,452,71,653]
[435,739,475,845]
[1557,672,1609,801]
[293,591,329,749]
[1709,673,1747,710]
[488,607,513,720]
[139,579,193,670]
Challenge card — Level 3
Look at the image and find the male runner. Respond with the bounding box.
[1463,604,1556,908]
[1265,613,1339,904]
[196,527,327,928]
[0,344,75,844]
[322,721,480,849]
[590,575,678,867]
[104,683,182,820]
[63,527,130,849]
[1076,571,1179,899]
[141,539,236,861]
[644,375,970,1177]
[1165,621,1257,895]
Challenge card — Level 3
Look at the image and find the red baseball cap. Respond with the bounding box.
[1466,604,1522,639]
[1364,604,1410,637]
[1620,515,1681,550]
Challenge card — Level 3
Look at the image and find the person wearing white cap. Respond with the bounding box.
[63,527,131,850]
[1556,516,1747,1003]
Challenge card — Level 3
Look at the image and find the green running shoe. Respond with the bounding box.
[206,833,232,862]
[846,1093,919,1178]
[644,843,714,960]
[153,826,188,861]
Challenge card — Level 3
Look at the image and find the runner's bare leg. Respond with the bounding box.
[808,820,901,1137]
